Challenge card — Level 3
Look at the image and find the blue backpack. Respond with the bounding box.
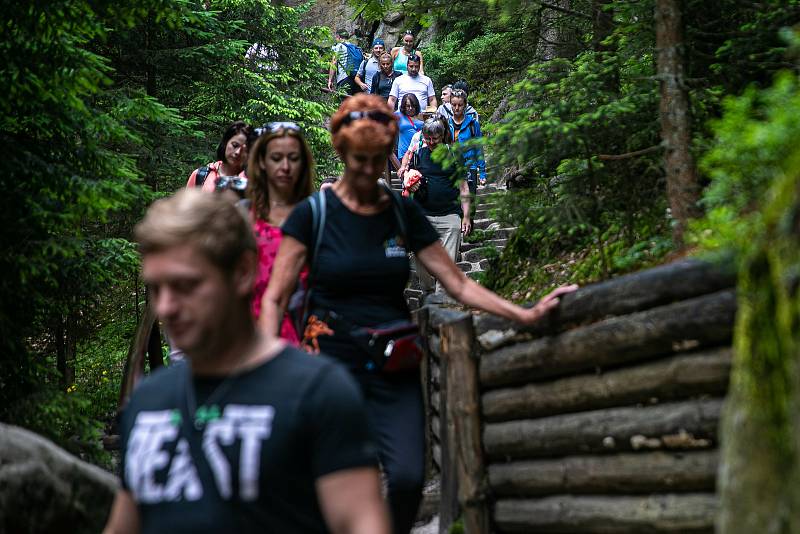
[343,43,364,78]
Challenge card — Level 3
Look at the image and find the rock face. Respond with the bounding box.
[287,0,435,51]
[0,423,119,534]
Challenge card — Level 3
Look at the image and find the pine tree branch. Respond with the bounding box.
[597,144,663,161]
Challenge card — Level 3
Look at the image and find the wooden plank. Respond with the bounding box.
[489,450,718,496]
[494,494,717,533]
[474,258,735,337]
[441,316,490,533]
[437,333,458,533]
[482,348,731,422]
[480,290,736,388]
[484,398,722,460]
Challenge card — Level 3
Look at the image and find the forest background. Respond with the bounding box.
[1,0,799,471]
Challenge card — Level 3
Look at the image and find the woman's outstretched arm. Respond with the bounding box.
[415,241,577,324]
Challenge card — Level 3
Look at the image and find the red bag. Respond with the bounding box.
[353,321,423,373]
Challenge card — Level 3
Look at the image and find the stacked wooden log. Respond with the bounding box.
[423,259,737,533]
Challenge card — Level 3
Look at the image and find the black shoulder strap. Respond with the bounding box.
[308,190,327,277]
[380,182,408,244]
[195,166,211,188]
[469,119,478,138]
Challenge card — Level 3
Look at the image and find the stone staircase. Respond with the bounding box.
[388,172,514,310]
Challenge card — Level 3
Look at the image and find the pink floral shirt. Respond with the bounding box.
[251,218,308,345]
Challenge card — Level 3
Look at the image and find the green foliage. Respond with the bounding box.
[690,71,800,254]
[0,0,337,457]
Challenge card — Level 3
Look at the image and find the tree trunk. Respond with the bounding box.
[55,315,67,390]
[717,171,800,532]
[655,0,701,245]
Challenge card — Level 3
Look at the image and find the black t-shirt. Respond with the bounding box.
[282,189,439,367]
[414,146,461,217]
[119,348,377,534]
[371,70,401,99]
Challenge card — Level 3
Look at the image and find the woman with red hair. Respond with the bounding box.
[261,94,576,533]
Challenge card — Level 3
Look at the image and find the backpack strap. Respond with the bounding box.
[380,182,409,244]
[300,190,327,323]
[308,190,327,273]
[468,119,478,138]
[195,166,211,188]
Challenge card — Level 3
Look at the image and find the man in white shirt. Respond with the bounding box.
[387,55,437,112]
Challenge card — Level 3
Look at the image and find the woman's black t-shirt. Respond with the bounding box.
[282,188,439,368]
[414,145,461,217]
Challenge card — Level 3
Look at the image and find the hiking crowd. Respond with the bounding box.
[104,29,576,534]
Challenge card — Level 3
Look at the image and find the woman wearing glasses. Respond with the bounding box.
[186,121,252,191]
[248,122,315,344]
[261,94,576,533]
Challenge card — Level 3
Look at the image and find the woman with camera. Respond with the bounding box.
[186,121,252,191]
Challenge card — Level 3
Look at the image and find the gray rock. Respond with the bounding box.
[0,423,119,534]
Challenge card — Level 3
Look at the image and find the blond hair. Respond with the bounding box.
[135,189,256,274]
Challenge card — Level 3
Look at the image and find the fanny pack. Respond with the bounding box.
[322,311,423,373]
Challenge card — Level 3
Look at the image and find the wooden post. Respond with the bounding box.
[437,331,459,533]
[442,316,490,533]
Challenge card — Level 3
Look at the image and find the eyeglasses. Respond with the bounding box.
[254,121,301,137]
[215,176,248,193]
[337,111,396,130]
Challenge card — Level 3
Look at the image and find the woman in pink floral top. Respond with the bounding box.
[245,122,316,344]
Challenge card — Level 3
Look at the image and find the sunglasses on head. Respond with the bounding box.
[254,121,301,137]
[451,90,467,98]
[337,111,396,129]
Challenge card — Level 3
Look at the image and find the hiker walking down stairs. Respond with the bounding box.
[391,30,425,75]
[260,94,577,533]
[387,54,436,112]
[328,28,363,97]
[447,89,487,190]
[355,38,385,93]
[186,121,251,192]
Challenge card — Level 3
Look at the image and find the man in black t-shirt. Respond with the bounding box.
[103,190,388,534]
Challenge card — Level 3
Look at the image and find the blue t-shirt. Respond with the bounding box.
[395,112,423,159]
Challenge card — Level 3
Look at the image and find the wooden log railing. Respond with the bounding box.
[417,259,737,534]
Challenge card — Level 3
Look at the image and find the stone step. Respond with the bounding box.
[471,218,497,231]
[405,288,424,300]
[457,261,474,272]
[486,226,516,239]
[460,238,508,253]
[461,246,504,263]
